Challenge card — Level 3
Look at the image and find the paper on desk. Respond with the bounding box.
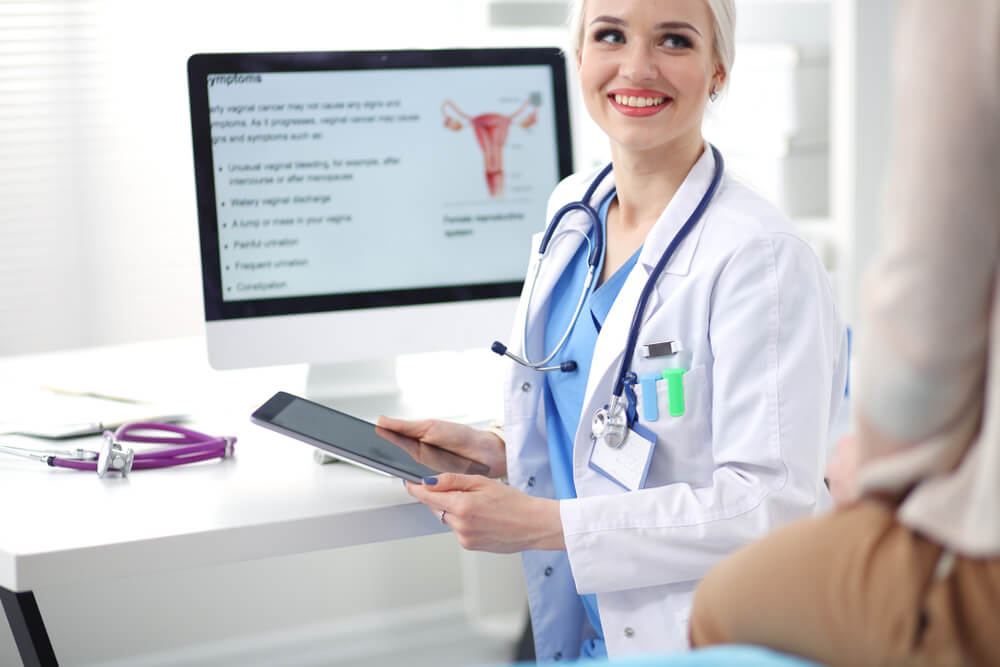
[0,385,189,439]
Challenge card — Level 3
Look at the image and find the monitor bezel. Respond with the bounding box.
[187,48,574,323]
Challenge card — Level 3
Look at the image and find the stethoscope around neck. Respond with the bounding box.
[0,422,236,477]
[491,144,725,447]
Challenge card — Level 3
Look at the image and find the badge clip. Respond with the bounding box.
[642,340,682,359]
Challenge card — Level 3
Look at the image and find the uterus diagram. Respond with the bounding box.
[442,97,538,197]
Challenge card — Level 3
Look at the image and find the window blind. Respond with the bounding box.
[0,1,104,355]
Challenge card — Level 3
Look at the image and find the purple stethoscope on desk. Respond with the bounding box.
[0,422,236,477]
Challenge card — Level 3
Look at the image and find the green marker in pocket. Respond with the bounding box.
[661,368,688,417]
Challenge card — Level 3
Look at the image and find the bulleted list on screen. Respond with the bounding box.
[208,68,560,302]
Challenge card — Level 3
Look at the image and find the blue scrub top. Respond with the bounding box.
[542,190,640,659]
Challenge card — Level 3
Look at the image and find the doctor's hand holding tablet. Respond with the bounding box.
[377,0,847,661]
[378,416,568,553]
[375,416,507,481]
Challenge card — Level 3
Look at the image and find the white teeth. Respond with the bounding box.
[613,95,666,108]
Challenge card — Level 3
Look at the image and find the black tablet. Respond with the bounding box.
[251,391,490,482]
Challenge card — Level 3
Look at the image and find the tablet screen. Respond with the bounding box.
[252,392,490,481]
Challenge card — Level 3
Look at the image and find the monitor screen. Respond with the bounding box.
[187,49,572,409]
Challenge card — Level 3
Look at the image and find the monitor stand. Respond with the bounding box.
[306,358,409,467]
[304,352,503,466]
[306,350,503,420]
[305,358,406,423]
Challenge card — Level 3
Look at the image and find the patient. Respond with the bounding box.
[689,0,1000,664]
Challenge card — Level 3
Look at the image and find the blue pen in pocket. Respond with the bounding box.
[639,373,660,422]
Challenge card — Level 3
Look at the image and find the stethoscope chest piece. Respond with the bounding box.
[591,403,627,449]
[97,430,136,478]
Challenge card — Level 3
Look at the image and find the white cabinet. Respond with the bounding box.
[705,42,831,219]
[727,0,895,331]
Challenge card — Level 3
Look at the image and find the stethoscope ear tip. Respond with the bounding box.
[491,341,508,356]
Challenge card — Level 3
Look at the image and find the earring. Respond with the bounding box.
[709,88,719,102]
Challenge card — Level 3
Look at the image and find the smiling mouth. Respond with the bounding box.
[611,94,670,108]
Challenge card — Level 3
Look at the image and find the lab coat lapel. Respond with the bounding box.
[638,145,718,280]
[581,146,719,415]
[583,267,648,405]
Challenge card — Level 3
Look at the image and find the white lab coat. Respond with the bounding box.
[502,146,848,661]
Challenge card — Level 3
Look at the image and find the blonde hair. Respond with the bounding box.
[567,0,736,91]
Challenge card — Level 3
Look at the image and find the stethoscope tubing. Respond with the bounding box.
[537,162,612,260]
[1,421,235,474]
[114,421,210,444]
[518,242,594,370]
[509,162,615,371]
[50,448,227,471]
[610,144,724,398]
[502,146,724,399]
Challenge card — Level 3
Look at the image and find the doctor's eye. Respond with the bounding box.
[593,28,625,45]
[660,33,693,49]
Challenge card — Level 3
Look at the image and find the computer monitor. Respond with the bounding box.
[187,48,573,414]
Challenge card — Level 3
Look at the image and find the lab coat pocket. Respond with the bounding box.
[634,365,713,487]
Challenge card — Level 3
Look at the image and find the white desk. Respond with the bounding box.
[0,338,493,666]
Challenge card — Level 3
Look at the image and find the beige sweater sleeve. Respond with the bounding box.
[855,0,1000,491]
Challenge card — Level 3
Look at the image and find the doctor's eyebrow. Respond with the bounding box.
[588,16,703,37]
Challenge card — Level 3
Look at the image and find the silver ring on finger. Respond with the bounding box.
[439,509,447,524]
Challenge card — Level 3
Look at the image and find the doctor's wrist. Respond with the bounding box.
[482,423,509,480]
[528,497,566,551]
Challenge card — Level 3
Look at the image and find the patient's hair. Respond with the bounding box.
[567,0,736,91]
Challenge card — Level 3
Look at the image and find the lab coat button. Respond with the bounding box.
[527,476,536,487]
[521,382,532,392]
[624,627,635,638]
[544,566,553,576]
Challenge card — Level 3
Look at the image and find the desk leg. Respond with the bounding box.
[0,586,58,667]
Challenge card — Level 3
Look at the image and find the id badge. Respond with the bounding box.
[588,422,656,491]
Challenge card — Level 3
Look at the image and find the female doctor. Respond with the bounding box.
[380,0,847,660]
